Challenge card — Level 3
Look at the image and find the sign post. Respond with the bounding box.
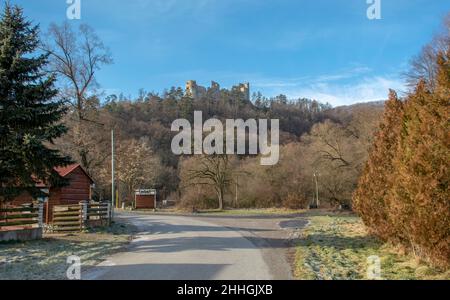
[111,129,115,219]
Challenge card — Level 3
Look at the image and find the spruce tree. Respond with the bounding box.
[0,4,72,203]
[353,90,404,241]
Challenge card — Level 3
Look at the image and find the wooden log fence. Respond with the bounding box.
[52,202,112,233]
[52,204,83,232]
[0,203,44,229]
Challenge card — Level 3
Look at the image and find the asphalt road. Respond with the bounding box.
[83,212,274,280]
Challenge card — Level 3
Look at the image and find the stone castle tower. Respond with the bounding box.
[185,80,207,99]
[235,82,250,102]
[185,80,250,101]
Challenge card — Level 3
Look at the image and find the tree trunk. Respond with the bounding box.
[217,189,223,210]
[218,188,224,211]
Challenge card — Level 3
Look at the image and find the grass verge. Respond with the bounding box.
[129,207,306,216]
[0,222,137,280]
[294,213,450,280]
[195,208,306,216]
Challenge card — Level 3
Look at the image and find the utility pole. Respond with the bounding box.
[235,175,238,208]
[314,172,320,208]
[111,129,115,219]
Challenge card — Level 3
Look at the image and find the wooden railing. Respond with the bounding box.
[0,204,43,229]
[52,202,111,233]
[86,202,111,224]
[52,204,83,232]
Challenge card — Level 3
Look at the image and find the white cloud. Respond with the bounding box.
[251,67,406,106]
[270,76,406,106]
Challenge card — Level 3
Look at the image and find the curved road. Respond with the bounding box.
[83,212,273,280]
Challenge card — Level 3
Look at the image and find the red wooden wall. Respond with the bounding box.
[59,167,91,204]
[135,195,155,209]
[11,166,92,223]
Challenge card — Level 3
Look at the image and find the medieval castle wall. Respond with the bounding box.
[185,80,250,101]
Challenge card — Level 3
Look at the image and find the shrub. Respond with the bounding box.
[354,50,450,268]
[353,90,404,241]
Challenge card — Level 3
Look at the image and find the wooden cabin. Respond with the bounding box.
[11,164,94,223]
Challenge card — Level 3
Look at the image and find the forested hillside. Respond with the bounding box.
[54,86,384,208]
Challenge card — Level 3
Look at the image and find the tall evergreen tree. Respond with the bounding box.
[354,16,449,267]
[0,3,72,203]
[389,49,450,267]
[353,90,404,241]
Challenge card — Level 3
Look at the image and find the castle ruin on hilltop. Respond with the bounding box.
[185,80,250,101]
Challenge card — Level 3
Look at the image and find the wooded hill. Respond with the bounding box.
[54,88,385,209]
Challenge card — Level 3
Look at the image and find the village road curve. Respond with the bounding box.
[83,212,273,280]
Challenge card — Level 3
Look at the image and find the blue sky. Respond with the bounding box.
[11,0,450,106]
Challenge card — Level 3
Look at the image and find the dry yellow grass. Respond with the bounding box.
[294,214,450,280]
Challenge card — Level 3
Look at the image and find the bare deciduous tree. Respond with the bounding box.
[182,155,233,210]
[42,22,113,173]
[301,118,372,206]
[116,138,161,205]
[43,22,112,120]
[405,13,450,91]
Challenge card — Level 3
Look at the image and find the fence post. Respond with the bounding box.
[80,201,88,230]
[106,202,111,226]
[38,202,44,228]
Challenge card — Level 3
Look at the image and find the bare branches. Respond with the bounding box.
[42,22,112,120]
[41,22,112,173]
[182,155,233,210]
[405,13,450,91]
